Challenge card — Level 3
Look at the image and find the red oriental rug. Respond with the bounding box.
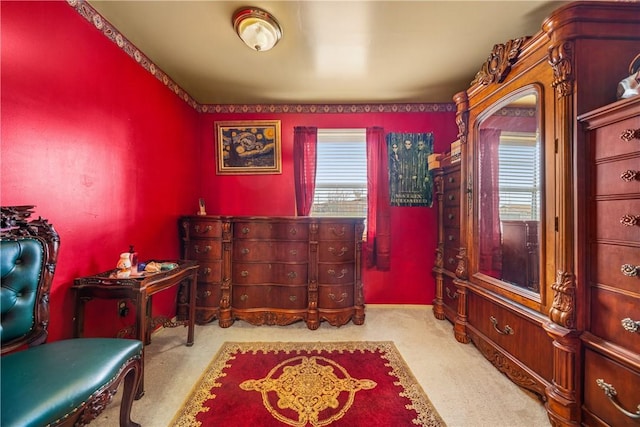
[170,341,446,427]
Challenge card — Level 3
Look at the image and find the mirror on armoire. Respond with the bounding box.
[476,89,542,297]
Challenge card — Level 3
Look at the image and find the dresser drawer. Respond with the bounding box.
[233,241,308,262]
[467,291,553,381]
[182,218,224,238]
[443,171,460,191]
[316,223,357,241]
[590,242,640,293]
[444,189,460,207]
[317,241,356,262]
[317,263,355,285]
[583,348,640,427]
[443,248,459,271]
[595,156,640,196]
[197,260,223,283]
[232,284,308,309]
[592,114,640,160]
[443,207,460,228]
[589,286,640,355]
[232,262,308,285]
[442,276,459,311]
[443,226,460,248]
[184,240,222,260]
[318,284,354,308]
[196,283,222,309]
[594,199,640,242]
[234,221,309,241]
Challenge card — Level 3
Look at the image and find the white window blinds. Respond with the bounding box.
[310,129,367,218]
[498,132,541,220]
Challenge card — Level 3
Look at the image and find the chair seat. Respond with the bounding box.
[1,338,143,427]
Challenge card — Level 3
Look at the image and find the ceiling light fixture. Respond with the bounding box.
[233,7,282,52]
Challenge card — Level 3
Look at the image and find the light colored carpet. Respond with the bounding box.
[92,305,550,426]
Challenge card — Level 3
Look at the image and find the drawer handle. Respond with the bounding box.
[448,194,455,201]
[202,267,212,277]
[448,177,455,183]
[288,271,297,279]
[289,227,298,235]
[621,264,639,277]
[447,257,456,265]
[447,213,455,220]
[620,170,639,182]
[620,214,640,227]
[447,235,455,241]
[242,227,250,234]
[596,379,640,420]
[329,292,348,303]
[289,295,297,302]
[194,225,212,233]
[241,248,250,255]
[194,245,211,254]
[241,270,249,277]
[620,128,640,142]
[621,318,640,333]
[445,287,458,299]
[198,290,212,299]
[328,268,348,279]
[329,246,348,257]
[240,294,248,301]
[490,316,514,335]
[289,249,298,256]
[329,226,346,237]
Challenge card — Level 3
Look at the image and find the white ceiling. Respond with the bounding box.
[88,1,569,105]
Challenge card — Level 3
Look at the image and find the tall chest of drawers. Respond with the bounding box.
[179,216,365,329]
[578,95,640,427]
[432,154,467,342]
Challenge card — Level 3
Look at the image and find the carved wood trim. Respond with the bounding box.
[550,271,576,329]
[472,37,530,86]
[548,41,574,98]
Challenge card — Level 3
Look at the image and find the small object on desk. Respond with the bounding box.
[116,252,132,278]
[129,245,139,275]
[144,261,178,273]
[197,198,207,216]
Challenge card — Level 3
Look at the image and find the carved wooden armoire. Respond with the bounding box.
[435,2,640,426]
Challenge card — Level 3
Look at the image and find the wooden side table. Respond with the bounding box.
[72,259,199,397]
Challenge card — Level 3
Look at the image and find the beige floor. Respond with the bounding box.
[93,305,550,426]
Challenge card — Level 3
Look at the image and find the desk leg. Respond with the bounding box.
[187,272,197,346]
[135,291,147,399]
[74,295,88,338]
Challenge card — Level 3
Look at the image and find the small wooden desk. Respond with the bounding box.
[72,259,199,397]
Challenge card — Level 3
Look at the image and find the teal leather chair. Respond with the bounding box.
[1,206,143,427]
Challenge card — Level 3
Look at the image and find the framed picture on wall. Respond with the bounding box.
[215,120,282,174]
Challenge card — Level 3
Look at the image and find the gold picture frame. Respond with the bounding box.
[215,120,282,175]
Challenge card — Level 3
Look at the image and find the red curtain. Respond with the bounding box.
[366,127,391,270]
[478,128,502,276]
[293,127,318,216]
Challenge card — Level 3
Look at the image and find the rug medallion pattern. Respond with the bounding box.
[171,341,446,427]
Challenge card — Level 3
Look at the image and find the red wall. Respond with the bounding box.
[1,1,201,340]
[199,112,457,304]
[1,1,458,341]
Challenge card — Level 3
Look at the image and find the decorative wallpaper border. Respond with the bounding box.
[69,0,454,114]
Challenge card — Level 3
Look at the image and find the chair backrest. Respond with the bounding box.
[1,206,59,354]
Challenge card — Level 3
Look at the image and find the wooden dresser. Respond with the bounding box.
[432,152,467,342]
[179,216,365,329]
[578,96,640,427]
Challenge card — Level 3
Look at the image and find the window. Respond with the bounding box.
[498,131,540,220]
[310,129,367,218]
